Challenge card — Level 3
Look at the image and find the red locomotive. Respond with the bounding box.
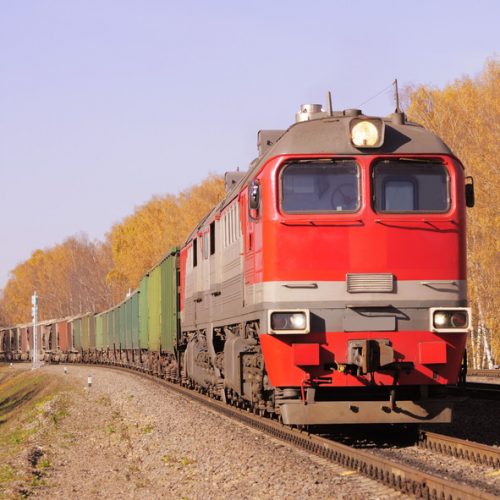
[180,103,473,425]
[1,102,474,427]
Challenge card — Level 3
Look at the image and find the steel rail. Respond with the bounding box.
[468,370,500,379]
[420,431,500,468]
[464,382,500,400]
[87,363,496,500]
[447,382,500,401]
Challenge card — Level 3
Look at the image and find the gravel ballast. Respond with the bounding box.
[25,365,405,499]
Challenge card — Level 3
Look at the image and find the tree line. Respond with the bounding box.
[0,176,225,325]
[403,58,499,368]
[0,59,498,366]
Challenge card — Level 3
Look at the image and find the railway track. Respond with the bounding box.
[444,380,500,401]
[89,363,498,500]
[463,382,500,400]
[468,370,500,379]
[419,431,500,468]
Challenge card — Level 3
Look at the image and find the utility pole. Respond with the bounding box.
[32,292,39,370]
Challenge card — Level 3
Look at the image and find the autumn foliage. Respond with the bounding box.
[107,175,225,296]
[0,237,115,325]
[0,175,225,324]
[404,58,499,367]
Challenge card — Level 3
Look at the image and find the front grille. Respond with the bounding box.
[346,273,394,293]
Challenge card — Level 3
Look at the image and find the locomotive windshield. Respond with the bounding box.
[281,160,359,213]
[373,160,449,213]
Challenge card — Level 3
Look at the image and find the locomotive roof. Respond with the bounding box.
[261,114,451,158]
[185,111,454,241]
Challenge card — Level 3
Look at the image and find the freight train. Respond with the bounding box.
[0,102,475,426]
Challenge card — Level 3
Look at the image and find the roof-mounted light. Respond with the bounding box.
[350,118,385,148]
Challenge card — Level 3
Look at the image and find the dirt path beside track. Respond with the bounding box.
[1,364,404,499]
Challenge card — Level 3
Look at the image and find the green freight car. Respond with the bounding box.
[91,248,179,373]
[137,248,179,375]
[139,276,149,349]
[160,249,179,353]
[129,291,140,350]
[95,313,104,350]
[142,248,178,354]
[70,313,95,362]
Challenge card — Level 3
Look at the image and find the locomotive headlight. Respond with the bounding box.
[450,311,468,328]
[433,311,449,328]
[289,313,307,329]
[350,118,385,148]
[269,310,310,334]
[430,308,471,332]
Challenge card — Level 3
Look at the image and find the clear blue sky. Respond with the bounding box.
[1,0,498,289]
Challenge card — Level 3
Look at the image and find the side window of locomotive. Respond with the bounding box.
[373,161,449,213]
[281,161,360,213]
[210,221,215,255]
[192,238,198,267]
